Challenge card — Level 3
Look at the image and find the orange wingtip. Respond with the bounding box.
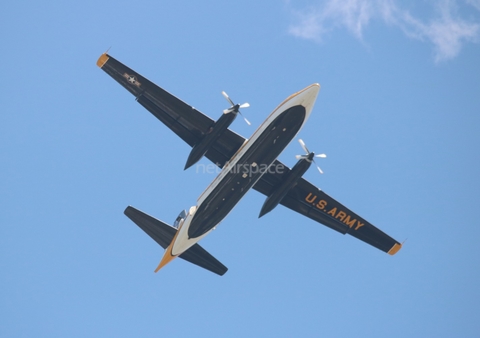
[96,53,109,68]
[388,243,402,256]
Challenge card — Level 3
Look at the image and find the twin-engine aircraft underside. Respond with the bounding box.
[97,53,402,276]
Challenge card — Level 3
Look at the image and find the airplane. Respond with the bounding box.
[97,53,402,276]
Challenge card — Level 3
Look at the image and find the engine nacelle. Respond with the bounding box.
[184,112,237,170]
[259,154,314,217]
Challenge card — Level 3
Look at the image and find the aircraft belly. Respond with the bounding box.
[188,105,306,239]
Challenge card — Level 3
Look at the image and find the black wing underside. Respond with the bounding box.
[98,54,244,168]
[98,53,401,255]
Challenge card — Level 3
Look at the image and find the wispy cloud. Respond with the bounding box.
[288,0,480,62]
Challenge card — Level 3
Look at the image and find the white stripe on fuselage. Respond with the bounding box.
[170,84,320,256]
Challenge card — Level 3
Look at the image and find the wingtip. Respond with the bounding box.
[96,53,109,68]
[387,242,402,256]
[123,205,132,216]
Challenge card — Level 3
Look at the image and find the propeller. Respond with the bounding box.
[295,139,327,174]
[221,91,251,125]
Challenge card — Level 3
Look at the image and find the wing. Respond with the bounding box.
[97,53,244,168]
[98,53,401,255]
[253,160,402,255]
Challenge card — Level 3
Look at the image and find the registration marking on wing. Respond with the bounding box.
[305,192,365,231]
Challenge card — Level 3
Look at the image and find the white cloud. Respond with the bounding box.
[288,0,480,62]
[289,0,377,41]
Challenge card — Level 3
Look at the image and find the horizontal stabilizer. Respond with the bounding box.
[124,206,228,276]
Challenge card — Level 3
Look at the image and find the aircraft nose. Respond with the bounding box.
[298,83,320,114]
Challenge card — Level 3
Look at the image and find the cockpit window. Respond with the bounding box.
[173,210,187,228]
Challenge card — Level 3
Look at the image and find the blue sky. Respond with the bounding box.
[1,0,479,337]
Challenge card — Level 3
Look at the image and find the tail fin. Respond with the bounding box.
[124,206,228,276]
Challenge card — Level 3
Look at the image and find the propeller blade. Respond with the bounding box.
[222,91,250,125]
[221,91,235,106]
[298,139,309,154]
[297,139,326,174]
[312,159,324,174]
[239,111,251,126]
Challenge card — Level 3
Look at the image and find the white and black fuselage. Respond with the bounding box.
[167,84,320,258]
